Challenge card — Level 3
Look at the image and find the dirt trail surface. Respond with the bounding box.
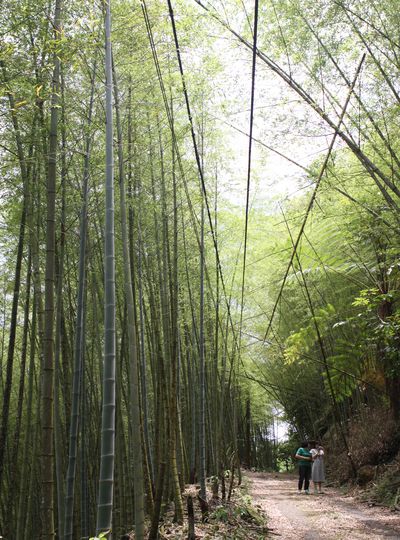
[248,472,400,539]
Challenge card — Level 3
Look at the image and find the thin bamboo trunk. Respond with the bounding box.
[80,282,89,540]
[15,286,36,540]
[54,68,67,540]
[0,62,30,494]
[64,57,97,540]
[5,255,32,536]
[199,170,206,506]
[112,55,145,539]
[168,106,184,523]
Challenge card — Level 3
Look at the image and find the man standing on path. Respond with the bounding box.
[295,441,312,494]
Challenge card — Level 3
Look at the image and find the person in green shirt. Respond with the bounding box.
[295,441,312,494]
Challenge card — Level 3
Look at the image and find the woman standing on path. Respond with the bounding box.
[311,442,326,494]
[295,441,312,494]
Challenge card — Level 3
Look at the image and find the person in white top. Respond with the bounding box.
[310,442,325,494]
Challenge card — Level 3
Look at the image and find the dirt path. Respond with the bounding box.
[248,472,400,539]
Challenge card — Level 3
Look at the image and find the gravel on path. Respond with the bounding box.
[248,472,400,539]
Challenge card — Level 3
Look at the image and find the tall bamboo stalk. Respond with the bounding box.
[199,133,206,504]
[41,1,62,536]
[64,57,97,540]
[112,55,145,539]
[96,0,116,535]
[0,61,30,496]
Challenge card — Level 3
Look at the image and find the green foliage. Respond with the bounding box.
[211,492,266,527]
[229,121,400,437]
[284,304,336,364]
[89,531,110,540]
[362,472,400,508]
[234,502,264,526]
[351,287,400,377]
[211,505,229,522]
[276,440,295,471]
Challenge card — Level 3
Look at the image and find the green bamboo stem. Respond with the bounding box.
[96,0,116,535]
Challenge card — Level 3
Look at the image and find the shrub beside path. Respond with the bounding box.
[247,471,400,539]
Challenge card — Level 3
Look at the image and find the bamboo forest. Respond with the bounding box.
[2,0,400,538]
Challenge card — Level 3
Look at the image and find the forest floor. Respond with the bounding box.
[248,471,400,539]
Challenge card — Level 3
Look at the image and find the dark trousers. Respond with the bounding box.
[298,465,311,491]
